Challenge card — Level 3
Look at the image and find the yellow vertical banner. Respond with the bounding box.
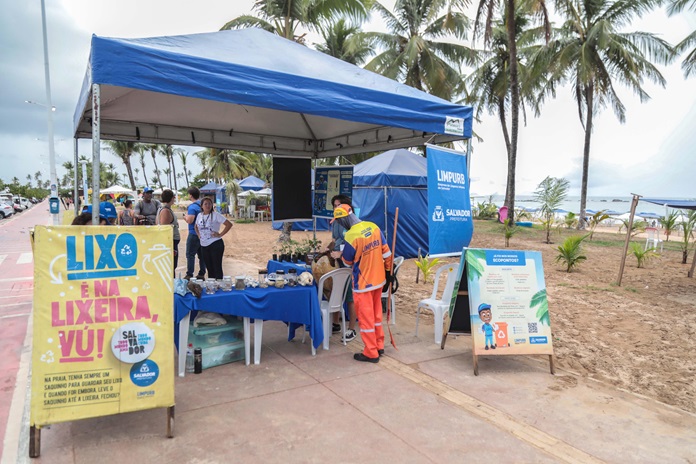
[31,225,175,427]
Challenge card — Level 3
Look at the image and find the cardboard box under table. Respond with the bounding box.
[189,318,245,370]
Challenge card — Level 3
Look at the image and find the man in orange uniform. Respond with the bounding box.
[331,204,393,363]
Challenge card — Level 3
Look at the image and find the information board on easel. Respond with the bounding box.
[440,251,470,349]
[464,248,554,375]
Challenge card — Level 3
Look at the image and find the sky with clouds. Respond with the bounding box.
[1,0,694,198]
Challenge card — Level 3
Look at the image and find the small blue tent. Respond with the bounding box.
[352,149,428,259]
[239,176,265,191]
[199,181,226,206]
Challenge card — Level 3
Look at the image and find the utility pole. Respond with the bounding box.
[40,0,59,224]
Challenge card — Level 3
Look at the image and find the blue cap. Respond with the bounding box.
[143,187,154,194]
[86,203,117,223]
[478,303,491,313]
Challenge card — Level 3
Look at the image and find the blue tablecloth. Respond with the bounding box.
[267,260,311,275]
[174,285,323,349]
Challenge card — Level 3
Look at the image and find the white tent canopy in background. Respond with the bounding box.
[100,185,136,197]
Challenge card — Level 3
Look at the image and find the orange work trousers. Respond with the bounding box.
[353,288,384,359]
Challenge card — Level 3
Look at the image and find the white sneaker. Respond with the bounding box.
[343,329,357,342]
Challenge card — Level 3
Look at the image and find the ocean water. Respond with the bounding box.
[472,195,694,217]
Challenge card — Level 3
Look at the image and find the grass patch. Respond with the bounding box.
[624,286,639,293]
[235,219,256,224]
[585,285,614,292]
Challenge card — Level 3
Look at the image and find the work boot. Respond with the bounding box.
[353,353,379,363]
[378,349,384,356]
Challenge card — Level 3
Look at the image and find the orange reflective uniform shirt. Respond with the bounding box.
[341,221,393,293]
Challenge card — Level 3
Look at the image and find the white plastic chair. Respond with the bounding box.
[416,263,460,344]
[302,268,352,354]
[644,227,664,252]
[382,256,404,325]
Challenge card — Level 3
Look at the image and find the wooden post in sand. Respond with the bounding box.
[616,194,641,286]
[688,249,696,278]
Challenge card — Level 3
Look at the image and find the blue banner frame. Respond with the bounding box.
[313,166,354,218]
[427,145,473,256]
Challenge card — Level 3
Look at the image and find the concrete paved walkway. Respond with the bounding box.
[5,310,696,463]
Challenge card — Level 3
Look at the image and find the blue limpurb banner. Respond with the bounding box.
[313,166,354,218]
[426,144,473,256]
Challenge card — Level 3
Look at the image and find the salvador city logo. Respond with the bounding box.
[432,205,445,222]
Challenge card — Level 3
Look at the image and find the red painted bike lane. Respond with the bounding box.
[0,201,56,458]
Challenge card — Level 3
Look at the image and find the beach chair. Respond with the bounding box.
[416,263,460,344]
[644,227,664,252]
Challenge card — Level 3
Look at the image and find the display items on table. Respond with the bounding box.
[288,268,298,286]
[274,270,286,288]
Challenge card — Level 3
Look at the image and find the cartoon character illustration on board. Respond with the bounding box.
[478,303,498,350]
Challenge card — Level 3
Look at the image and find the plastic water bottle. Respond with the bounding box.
[185,343,195,373]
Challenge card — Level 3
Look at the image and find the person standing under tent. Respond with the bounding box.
[134,187,161,225]
[184,186,207,280]
[118,199,135,225]
[328,194,357,342]
[195,197,233,280]
[331,204,393,363]
[156,189,181,276]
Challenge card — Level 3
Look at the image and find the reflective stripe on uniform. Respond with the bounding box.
[375,322,382,327]
[383,251,392,258]
[360,328,375,333]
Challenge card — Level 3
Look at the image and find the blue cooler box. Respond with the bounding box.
[189,317,245,369]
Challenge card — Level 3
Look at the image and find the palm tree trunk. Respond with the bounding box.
[184,165,190,186]
[124,159,136,191]
[172,153,179,192]
[505,0,519,224]
[140,157,149,188]
[578,83,594,230]
[150,148,160,186]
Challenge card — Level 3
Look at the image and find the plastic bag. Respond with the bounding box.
[174,275,189,296]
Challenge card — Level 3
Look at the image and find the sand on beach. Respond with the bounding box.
[177,215,696,414]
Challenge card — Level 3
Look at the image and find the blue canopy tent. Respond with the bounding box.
[239,176,265,191]
[642,198,696,210]
[72,28,473,224]
[199,181,226,205]
[352,149,428,259]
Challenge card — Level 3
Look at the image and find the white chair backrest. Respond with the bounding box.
[393,256,405,275]
[318,268,352,313]
[646,227,659,239]
[430,263,460,301]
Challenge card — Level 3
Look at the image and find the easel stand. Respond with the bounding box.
[29,406,175,458]
[471,352,555,376]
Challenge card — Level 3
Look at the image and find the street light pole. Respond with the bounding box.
[40,0,59,225]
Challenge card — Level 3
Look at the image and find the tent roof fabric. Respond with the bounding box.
[642,198,696,210]
[353,149,427,187]
[239,176,266,189]
[200,182,222,193]
[73,28,473,158]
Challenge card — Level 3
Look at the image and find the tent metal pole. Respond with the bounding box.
[313,158,317,242]
[384,186,388,239]
[91,84,101,225]
[616,193,641,286]
[73,138,79,215]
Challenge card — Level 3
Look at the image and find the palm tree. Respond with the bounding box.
[179,151,191,186]
[162,168,172,188]
[659,210,680,241]
[668,0,696,78]
[363,0,476,101]
[471,0,551,222]
[103,140,139,189]
[195,148,251,184]
[316,18,373,64]
[545,0,671,229]
[136,145,150,188]
[465,5,553,221]
[34,171,42,189]
[534,176,569,244]
[220,0,370,43]
[147,144,161,187]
